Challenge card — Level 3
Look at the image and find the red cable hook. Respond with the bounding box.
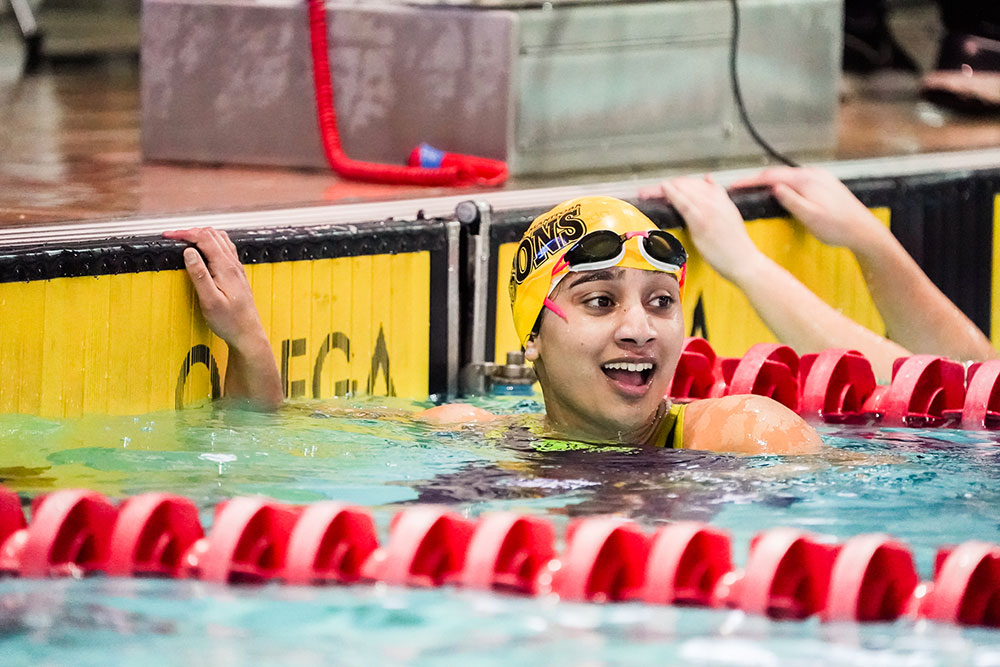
[307,0,508,187]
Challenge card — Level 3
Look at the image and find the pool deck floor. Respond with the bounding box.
[2,3,1000,231]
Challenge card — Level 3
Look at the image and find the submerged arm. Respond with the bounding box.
[418,403,497,424]
[163,227,284,410]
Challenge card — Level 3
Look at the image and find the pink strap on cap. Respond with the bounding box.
[543,298,568,322]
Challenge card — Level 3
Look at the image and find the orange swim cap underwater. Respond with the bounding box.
[509,196,687,346]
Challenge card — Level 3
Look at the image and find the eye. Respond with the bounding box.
[649,294,675,309]
[584,294,615,309]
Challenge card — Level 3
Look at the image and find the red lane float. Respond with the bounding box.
[822,534,919,622]
[725,344,801,411]
[668,338,1000,430]
[181,498,299,583]
[641,521,732,606]
[362,507,475,587]
[284,502,378,585]
[959,361,1000,430]
[551,517,649,602]
[106,493,204,578]
[865,356,965,426]
[3,482,1000,631]
[921,541,1000,627]
[0,486,25,545]
[460,512,556,594]
[718,528,836,620]
[670,338,724,400]
[0,490,117,577]
[799,349,878,423]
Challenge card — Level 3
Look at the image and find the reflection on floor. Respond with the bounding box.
[1,2,1000,226]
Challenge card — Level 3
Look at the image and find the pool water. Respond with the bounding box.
[3,396,1000,665]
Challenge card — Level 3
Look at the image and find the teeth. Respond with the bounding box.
[602,362,654,372]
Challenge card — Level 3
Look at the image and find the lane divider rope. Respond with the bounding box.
[671,338,1000,429]
[1,486,998,628]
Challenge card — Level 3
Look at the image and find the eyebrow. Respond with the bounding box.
[567,268,624,289]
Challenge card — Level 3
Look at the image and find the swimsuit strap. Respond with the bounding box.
[654,402,686,449]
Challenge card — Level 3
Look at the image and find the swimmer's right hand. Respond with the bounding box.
[162,227,266,349]
[730,167,887,252]
[164,227,283,409]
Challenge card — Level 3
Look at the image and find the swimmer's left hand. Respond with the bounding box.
[642,176,766,284]
[728,167,884,252]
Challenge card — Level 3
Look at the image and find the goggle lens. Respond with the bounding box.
[563,230,624,267]
[641,231,687,268]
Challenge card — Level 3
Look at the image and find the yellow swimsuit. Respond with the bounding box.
[513,401,687,450]
[652,402,686,449]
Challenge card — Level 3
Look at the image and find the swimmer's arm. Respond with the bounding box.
[652,176,909,382]
[724,251,909,383]
[839,217,995,363]
[734,167,996,364]
[681,394,822,455]
[163,228,284,410]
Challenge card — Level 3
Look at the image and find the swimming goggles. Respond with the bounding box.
[543,229,687,320]
[558,229,687,274]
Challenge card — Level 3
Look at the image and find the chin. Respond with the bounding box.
[597,406,653,436]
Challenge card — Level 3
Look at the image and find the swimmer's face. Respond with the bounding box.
[530,267,683,440]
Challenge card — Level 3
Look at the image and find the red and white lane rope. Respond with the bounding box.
[1,486,998,627]
[671,339,1000,430]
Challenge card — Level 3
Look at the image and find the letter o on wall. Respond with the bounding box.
[175,344,222,409]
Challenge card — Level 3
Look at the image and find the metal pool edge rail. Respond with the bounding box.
[1,148,1000,247]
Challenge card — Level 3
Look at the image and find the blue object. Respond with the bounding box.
[416,142,445,168]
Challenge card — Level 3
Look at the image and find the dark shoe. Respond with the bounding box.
[843,10,919,74]
[921,32,1000,114]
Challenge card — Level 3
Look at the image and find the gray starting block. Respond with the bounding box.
[141,0,841,175]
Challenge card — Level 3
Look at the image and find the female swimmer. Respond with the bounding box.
[165,199,821,456]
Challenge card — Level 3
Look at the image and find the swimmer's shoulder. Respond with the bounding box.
[680,394,821,455]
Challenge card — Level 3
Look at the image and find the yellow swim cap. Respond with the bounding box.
[508,196,686,347]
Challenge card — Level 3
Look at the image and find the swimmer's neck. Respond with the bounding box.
[542,400,668,447]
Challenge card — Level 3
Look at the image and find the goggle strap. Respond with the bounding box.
[543,297,568,322]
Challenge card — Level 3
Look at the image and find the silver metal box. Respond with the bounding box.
[142,0,841,175]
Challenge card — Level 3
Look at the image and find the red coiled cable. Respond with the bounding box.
[307,0,508,187]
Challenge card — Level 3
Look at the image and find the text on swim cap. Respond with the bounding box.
[511,205,586,286]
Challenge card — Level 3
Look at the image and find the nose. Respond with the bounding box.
[615,301,657,348]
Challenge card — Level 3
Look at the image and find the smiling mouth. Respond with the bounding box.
[601,361,655,388]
